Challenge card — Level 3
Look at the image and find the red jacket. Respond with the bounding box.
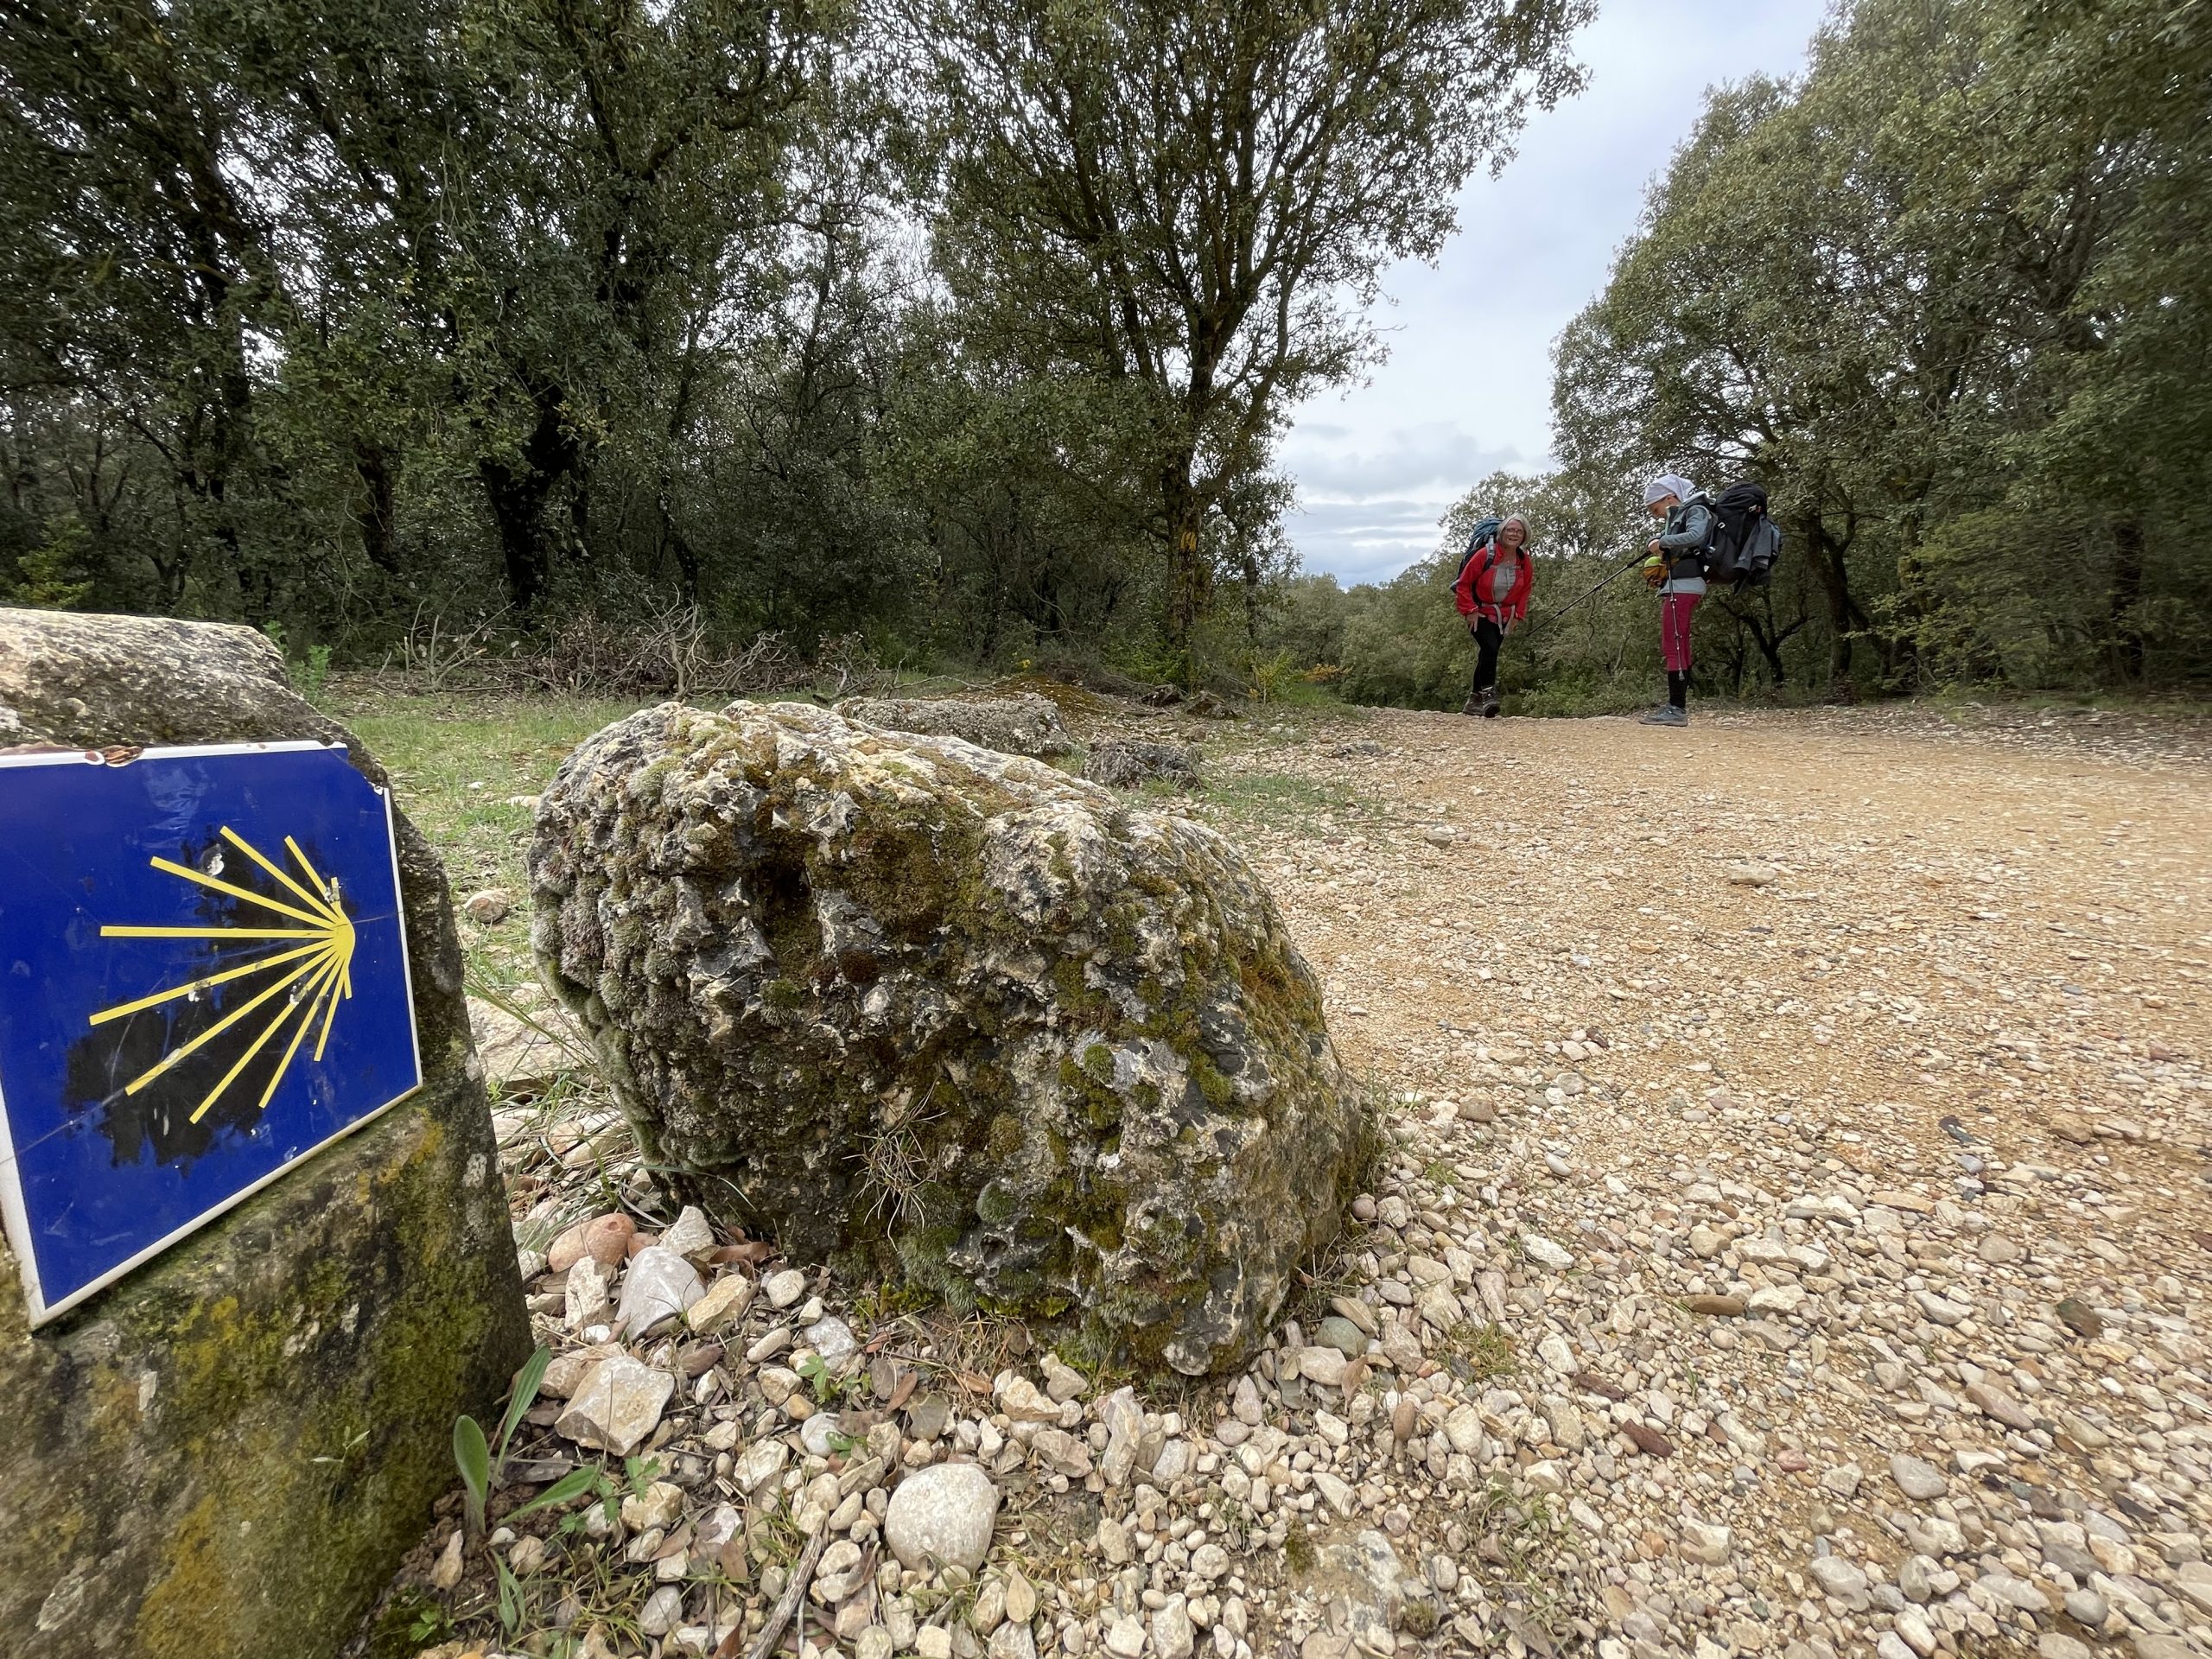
[1452,543,1533,625]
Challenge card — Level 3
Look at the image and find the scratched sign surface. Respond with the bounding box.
[0,741,420,1324]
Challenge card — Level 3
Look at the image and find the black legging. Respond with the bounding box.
[1471,617,1503,695]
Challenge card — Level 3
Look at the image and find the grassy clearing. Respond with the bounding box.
[1203,686,1367,753]
[331,683,654,988]
[330,677,1374,987]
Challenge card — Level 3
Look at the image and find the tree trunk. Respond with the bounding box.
[655,476,700,607]
[1888,552,1929,691]
[1161,466,1206,674]
[477,395,582,612]
[480,458,555,613]
[1724,593,1790,685]
[2108,514,2145,681]
[353,438,400,574]
[1802,517,1866,683]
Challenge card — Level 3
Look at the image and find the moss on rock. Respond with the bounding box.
[531,699,1367,1375]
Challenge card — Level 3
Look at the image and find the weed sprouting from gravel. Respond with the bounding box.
[1446,1320,1516,1381]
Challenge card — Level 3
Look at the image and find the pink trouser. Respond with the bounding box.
[1662,592,1701,673]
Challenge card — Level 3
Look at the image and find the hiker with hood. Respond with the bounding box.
[1450,512,1533,717]
[1639,474,1709,726]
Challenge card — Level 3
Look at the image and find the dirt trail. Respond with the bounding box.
[1229,707,2208,1190]
[1188,702,2212,1655]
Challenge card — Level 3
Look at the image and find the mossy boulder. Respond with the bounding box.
[0,609,530,1659]
[530,700,1365,1375]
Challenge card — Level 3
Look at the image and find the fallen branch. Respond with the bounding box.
[724,1519,830,1659]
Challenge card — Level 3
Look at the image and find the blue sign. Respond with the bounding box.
[0,741,422,1324]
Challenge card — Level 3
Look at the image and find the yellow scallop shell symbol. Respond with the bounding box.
[88,826,357,1124]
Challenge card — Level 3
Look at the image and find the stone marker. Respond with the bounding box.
[0,609,529,1659]
[530,700,1368,1374]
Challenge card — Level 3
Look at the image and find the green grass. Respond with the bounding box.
[1193,770,1365,830]
[1445,1320,1517,1382]
[1461,1478,1569,1624]
[330,684,654,989]
[1249,674,1351,713]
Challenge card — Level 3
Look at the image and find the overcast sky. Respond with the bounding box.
[1280,0,1833,587]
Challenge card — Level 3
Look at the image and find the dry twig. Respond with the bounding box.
[725,1518,829,1659]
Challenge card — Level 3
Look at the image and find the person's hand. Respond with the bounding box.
[1647,538,1662,555]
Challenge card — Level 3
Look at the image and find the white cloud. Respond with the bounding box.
[1281,0,1830,585]
[1286,499,1447,588]
[1277,421,1543,584]
[1279,420,1533,501]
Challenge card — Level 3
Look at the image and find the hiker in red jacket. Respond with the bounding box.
[1451,513,1533,717]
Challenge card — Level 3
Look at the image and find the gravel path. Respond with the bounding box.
[1206,703,2211,1658]
[402,701,2212,1659]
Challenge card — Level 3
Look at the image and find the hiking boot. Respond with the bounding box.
[1459,696,1483,716]
[1481,688,1502,719]
[1640,704,1688,727]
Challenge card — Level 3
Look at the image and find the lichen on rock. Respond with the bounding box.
[529,700,1366,1374]
[836,692,1075,758]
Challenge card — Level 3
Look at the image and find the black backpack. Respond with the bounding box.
[1700,483,1783,588]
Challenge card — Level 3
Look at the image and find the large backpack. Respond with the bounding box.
[1700,483,1783,588]
[1454,516,1505,587]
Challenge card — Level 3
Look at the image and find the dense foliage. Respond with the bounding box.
[8,0,2203,703]
[1313,0,2212,709]
[0,0,1587,681]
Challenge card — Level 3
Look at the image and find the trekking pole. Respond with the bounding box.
[1520,553,1649,637]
